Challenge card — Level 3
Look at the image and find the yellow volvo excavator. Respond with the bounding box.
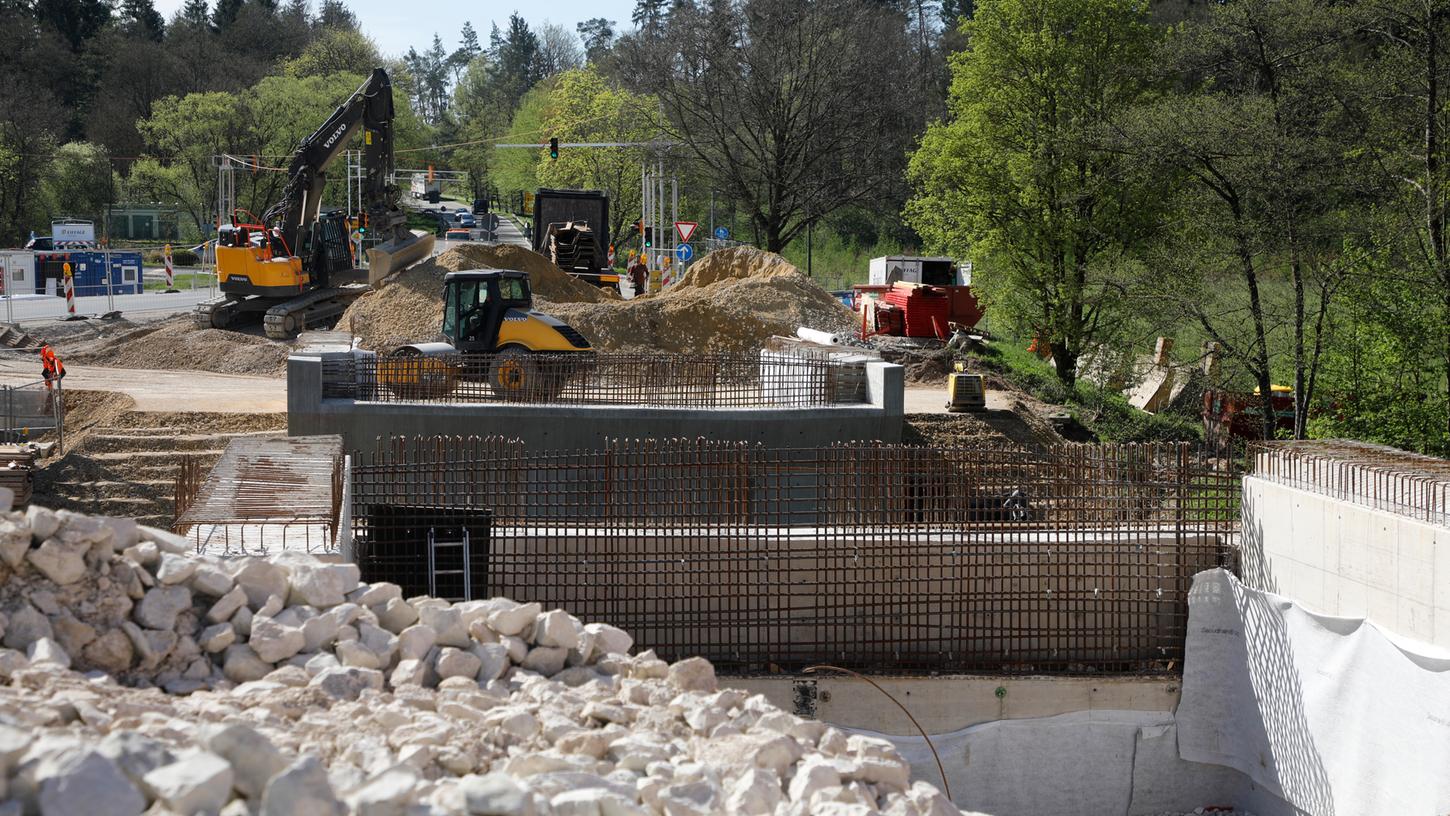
[197,67,434,339]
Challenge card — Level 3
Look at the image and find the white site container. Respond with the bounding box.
[0,251,35,297]
[868,255,959,287]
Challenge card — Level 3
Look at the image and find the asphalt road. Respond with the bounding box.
[1,287,215,324]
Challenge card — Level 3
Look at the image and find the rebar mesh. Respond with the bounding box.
[322,352,869,408]
[1251,440,1450,528]
[351,437,1239,674]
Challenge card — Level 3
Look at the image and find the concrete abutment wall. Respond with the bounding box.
[287,351,905,451]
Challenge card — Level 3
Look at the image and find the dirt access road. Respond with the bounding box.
[903,383,1014,414]
[0,361,284,413]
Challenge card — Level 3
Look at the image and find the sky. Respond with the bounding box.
[154,1,639,58]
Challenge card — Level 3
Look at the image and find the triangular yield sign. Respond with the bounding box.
[675,221,698,243]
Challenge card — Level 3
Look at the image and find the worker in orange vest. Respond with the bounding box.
[40,345,65,390]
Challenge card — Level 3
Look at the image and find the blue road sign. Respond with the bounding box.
[676,243,694,262]
[714,226,729,240]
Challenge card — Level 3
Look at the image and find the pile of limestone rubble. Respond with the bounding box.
[0,505,962,816]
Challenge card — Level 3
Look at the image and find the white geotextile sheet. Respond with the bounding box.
[855,711,1283,816]
[1177,568,1450,816]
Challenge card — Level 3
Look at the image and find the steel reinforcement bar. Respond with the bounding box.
[321,351,870,408]
[351,437,1239,674]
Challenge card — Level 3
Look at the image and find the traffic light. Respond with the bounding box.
[643,226,653,248]
[357,212,368,235]
[549,138,559,160]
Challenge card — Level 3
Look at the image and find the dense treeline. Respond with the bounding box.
[909,0,1450,454]
[0,0,1444,453]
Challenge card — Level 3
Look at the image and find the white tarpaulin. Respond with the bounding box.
[858,711,1281,816]
[1177,568,1450,816]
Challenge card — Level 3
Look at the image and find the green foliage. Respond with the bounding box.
[282,28,381,77]
[970,337,1202,443]
[776,231,907,292]
[131,71,424,235]
[490,81,555,206]
[535,68,659,246]
[906,0,1161,384]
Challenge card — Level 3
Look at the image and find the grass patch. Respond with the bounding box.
[968,336,1202,444]
[143,273,213,291]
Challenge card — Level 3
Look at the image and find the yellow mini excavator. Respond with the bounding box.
[196,67,434,339]
[381,269,594,401]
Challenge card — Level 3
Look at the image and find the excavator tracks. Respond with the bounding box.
[192,285,369,339]
[262,284,370,340]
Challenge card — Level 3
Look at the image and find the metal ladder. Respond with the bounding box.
[426,527,472,602]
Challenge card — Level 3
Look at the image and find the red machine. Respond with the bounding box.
[855,281,983,339]
[1202,386,1296,450]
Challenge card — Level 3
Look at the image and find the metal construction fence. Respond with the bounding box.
[321,351,870,408]
[350,437,1238,674]
[1250,440,1450,529]
[0,372,63,450]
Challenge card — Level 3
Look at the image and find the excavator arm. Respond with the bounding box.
[263,67,428,282]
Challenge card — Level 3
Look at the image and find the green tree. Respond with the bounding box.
[906,0,1160,385]
[283,28,381,77]
[1120,0,1375,439]
[42,142,112,225]
[576,18,615,62]
[536,67,660,247]
[492,80,555,207]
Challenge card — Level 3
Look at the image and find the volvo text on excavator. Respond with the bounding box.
[195,67,434,339]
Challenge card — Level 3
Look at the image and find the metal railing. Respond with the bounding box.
[1251,440,1450,529]
[351,437,1238,674]
[322,351,870,408]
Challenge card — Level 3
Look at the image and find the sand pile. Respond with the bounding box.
[343,244,616,351]
[57,317,291,376]
[342,244,854,355]
[547,247,856,354]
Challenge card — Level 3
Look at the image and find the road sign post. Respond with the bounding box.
[675,221,698,243]
[676,243,694,263]
[714,226,729,240]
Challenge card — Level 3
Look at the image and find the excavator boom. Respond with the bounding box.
[198,67,432,338]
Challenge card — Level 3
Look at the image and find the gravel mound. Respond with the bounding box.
[545,247,857,354]
[0,505,963,815]
[342,244,616,352]
[57,316,291,376]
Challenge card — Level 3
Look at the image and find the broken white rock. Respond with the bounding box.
[134,585,191,631]
[198,622,235,653]
[0,517,30,568]
[311,666,385,701]
[419,605,470,648]
[287,559,359,608]
[436,647,483,680]
[260,755,345,816]
[584,623,633,657]
[203,722,288,800]
[154,552,197,585]
[461,772,535,816]
[2,605,52,650]
[26,637,69,669]
[206,585,248,625]
[231,559,289,610]
[667,657,717,692]
[486,601,540,637]
[26,537,89,585]
[36,748,146,816]
[190,564,234,597]
[249,615,306,663]
[142,752,234,815]
[533,610,580,651]
[376,597,418,633]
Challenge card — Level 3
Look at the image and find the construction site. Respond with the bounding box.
[0,38,1437,814]
[0,226,1440,816]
